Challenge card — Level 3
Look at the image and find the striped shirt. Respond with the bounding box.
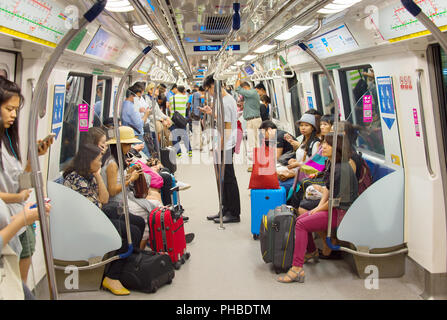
[169,94,188,118]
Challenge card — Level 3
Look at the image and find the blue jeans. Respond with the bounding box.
[169,125,192,155]
[279,178,295,196]
[136,134,151,158]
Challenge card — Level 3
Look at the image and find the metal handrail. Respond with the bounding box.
[416,69,435,177]
[297,40,410,259]
[112,45,153,256]
[27,0,107,300]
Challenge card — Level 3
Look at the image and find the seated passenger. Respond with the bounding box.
[258,120,297,160]
[62,143,145,296]
[0,200,51,300]
[278,133,358,283]
[275,114,320,194]
[103,126,162,250]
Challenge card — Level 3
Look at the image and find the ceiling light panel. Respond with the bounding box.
[133,24,158,41]
[317,0,362,14]
[274,25,312,41]
[106,0,134,12]
[156,45,169,54]
[254,45,276,53]
[242,55,257,61]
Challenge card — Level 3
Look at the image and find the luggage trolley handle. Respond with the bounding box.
[170,186,184,219]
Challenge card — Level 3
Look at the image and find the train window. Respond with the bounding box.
[339,65,385,156]
[93,77,112,127]
[313,72,334,115]
[265,79,280,120]
[287,76,302,137]
[428,44,447,162]
[60,74,92,171]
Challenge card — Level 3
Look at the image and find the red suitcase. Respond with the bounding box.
[148,187,190,269]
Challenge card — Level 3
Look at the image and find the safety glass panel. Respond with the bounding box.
[314,72,335,115]
[341,66,385,157]
[60,75,91,171]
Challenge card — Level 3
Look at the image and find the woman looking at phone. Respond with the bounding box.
[101,126,158,251]
[0,76,54,283]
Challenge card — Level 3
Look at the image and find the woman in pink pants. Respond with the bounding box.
[278,133,358,283]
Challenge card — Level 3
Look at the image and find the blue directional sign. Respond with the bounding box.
[377,76,396,130]
[52,85,65,139]
[377,76,395,115]
[307,96,314,109]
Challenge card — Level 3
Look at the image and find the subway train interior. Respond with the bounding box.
[1,0,447,301]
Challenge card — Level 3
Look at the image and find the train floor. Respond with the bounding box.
[38,146,422,300]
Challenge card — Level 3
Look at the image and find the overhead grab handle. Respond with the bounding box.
[282,68,295,78]
[26,0,108,300]
[401,0,447,53]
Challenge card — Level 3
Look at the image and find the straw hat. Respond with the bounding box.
[146,82,155,92]
[106,126,143,145]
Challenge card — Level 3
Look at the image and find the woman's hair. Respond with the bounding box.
[341,121,359,149]
[321,114,334,125]
[324,132,351,163]
[109,143,129,169]
[0,77,24,164]
[83,127,106,146]
[63,144,102,179]
[260,95,271,104]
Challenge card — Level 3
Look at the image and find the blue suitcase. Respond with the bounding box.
[251,187,286,240]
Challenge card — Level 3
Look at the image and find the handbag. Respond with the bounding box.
[278,150,296,166]
[133,172,149,199]
[249,146,280,189]
[0,245,25,300]
[171,97,187,129]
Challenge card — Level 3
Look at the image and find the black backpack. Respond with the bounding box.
[353,71,368,103]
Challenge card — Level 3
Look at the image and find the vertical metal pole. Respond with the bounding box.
[26,0,107,300]
[112,46,153,256]
[151,81,161,159]
[297,42,341,250]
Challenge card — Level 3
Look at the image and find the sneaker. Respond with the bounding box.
[188,151,193,158]
[176,181,191,191]
[177,153,182,158]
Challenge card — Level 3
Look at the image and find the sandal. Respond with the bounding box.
[304,250,319,264]
[277,268,305,283]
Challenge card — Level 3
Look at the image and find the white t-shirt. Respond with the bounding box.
[222,92,238,151]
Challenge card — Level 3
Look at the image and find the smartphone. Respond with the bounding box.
[39,133,56,148]
[30,198,51,209]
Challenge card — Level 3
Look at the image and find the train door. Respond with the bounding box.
[287,75,303,137]
[59,73,93,172]
[0,50,16,81]
[93,77,112,127]
[314,71,344,117]
[336,63,405,268]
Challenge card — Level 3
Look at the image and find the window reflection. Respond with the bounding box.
[343,66,384,156]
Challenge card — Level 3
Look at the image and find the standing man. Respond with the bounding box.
[121,84,152,158]
[144,83,172,150]
[235,73,261,172]
[169,85,192,158]
[190,86,204,150]
[166,84,178,115]
[201,75,241,224]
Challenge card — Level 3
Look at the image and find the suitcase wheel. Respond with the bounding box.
[174,262,181,270]
[185,252,191,260]
[274,268,281,275]
[181,256,186,264]
[167,279,173,285]
[253,234,259,240]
